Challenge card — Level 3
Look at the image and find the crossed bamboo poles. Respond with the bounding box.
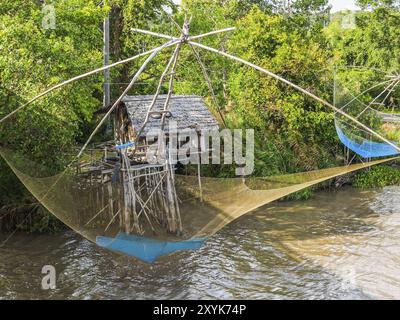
[1,20,400,159]
[334,75,400,162]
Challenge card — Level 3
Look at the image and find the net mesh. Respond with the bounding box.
[334,67,400,158]
[1,68,398,262]
[0,146,394,242]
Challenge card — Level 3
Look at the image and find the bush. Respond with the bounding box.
[353,164,400,188]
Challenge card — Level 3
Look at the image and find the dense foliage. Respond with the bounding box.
[353,165,400,188]
[0,0,105,230]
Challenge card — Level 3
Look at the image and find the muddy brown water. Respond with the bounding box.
[1,186,399,299]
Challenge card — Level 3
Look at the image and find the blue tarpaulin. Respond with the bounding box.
[115,141,136,150]
[96,232,206,263]
[335,124,399,159]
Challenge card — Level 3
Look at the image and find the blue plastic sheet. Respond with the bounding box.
[336,124,399,158]
[96,232,206,263]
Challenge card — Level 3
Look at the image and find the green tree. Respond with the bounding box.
[106,0,178,97]
[326,4,400,71]
[325,4,400,117]
[0,0,105,230]
[174,1,336,174]
[356,0,400,10]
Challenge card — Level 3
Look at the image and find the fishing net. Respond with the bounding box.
[1,64,398,263]
[334,67,400,158]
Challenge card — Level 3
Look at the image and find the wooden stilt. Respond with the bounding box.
[197,134,203,203]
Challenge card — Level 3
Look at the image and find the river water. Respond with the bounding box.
[1,186,400,300]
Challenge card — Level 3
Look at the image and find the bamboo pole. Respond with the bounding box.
[190,44,227,127]
[197,133,203,202]
[117,180,123,229]
[337,78,397,112]
[130,27,235,42]
[188,27,236,41]
[134,42,184,143]
[85,203,110,226]
[160,43,182,130]
[103,12,111,110]
[163,11,185,34]
[122,153,133,233]
[169,142,182,234]
[0,46,177,124]
[165,165,177,233]
[105,209,121,233]
[131,28,178,40]
[107,182,114,219]
[77,38,181,159]
[189,40,400,154]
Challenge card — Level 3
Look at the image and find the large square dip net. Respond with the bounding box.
[1,32,399,263]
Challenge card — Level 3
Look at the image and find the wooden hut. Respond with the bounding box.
[93,95,219,236]
[115,94,219,160]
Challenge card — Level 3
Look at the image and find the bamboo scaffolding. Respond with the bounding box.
[111,35,182,233]
[136,172,167,219]
[120,20,193,235]
[157,24,188,234]
[118,20,192,235]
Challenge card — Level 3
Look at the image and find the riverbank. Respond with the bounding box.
[353,164,400,188]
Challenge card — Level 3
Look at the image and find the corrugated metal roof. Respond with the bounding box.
[122,95,219,136]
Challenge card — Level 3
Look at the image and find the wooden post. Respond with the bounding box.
[197,132,203,202]
[103,9,111,130]
[107,181,114,220]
